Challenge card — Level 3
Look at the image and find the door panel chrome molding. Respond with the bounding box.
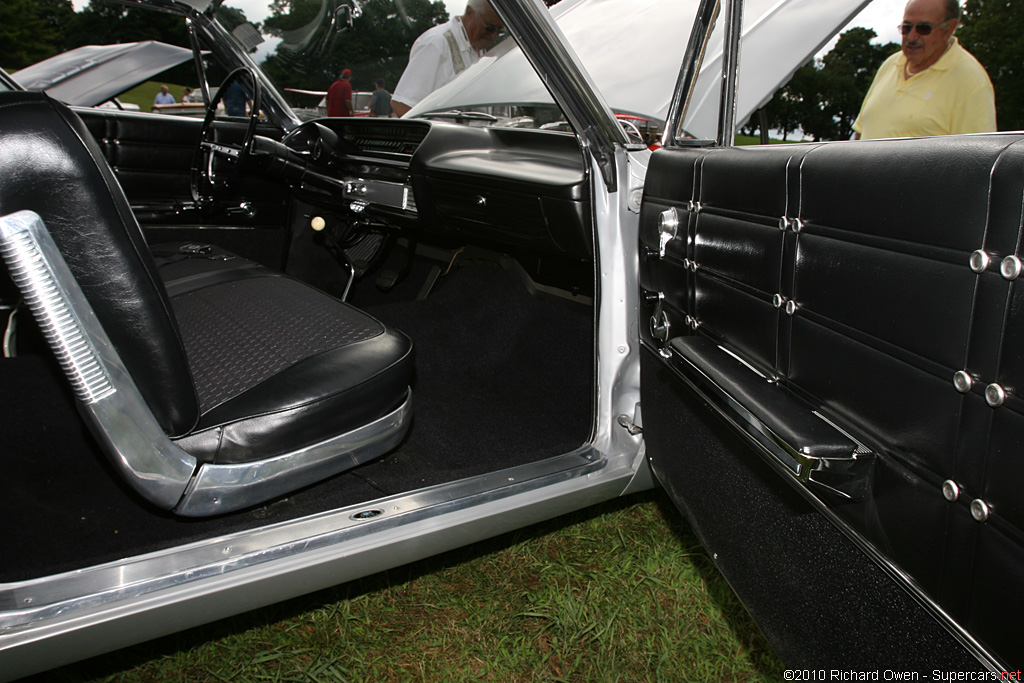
[642,341,1003,672]
[0,447,604,634]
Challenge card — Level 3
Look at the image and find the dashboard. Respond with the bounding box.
[275,118,593,260]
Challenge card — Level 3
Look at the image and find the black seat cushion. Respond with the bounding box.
[168,270,413,464]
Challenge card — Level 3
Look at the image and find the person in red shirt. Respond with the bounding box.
[327,68,354,117]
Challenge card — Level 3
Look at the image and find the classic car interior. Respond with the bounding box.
[0,72,595,581]
[638,136,1024,668]
[3,0,1022,675]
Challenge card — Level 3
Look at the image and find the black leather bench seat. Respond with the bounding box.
[0,91,414,515]
[169,272,412,464]
[150,241,413,465]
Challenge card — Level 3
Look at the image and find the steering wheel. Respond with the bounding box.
[190,67,262,206]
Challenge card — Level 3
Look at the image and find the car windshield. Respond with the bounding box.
[225,0,690,143]
[206,0,553,127]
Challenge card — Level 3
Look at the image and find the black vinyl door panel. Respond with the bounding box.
[76,108,292,268]
[638,135,1024,671]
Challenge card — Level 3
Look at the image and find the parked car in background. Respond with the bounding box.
[285,88,374,120]
[0,0,1019,679]
[12,41,194,111]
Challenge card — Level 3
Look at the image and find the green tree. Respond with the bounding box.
[754,61,822,141]
[61,3,191,51]
[261,0,447,94]
[819,27,898,139]
[959,0,1024,131]
[750,28,897,142]
[0,0,73,70]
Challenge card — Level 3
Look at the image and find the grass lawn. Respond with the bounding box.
[735,134,799,145]
[117,81,191,112]
[33,489,784,683]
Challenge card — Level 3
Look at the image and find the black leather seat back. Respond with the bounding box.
[0,92,199,435]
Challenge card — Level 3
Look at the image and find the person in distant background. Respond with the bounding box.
[327,68,354,117]
[390,0,504,117]
[222,79,248,116]
[852,0,994,139]
[153,85,175,108]
[370,78,392,117]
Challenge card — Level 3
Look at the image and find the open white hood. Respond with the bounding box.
[409,0,872,139]
[13,41,194,107]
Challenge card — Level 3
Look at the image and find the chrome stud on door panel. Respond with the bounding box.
[953,371,973,394]
[985,383,1006,407]
[778,216,804,232]
[970,250,990,273]
[1000,255,1022,280]
[971,499,991,522]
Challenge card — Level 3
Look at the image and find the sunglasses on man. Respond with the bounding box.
[897,20,950,36]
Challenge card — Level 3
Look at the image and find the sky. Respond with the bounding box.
[71,0,909,43]
[72,0,911,58]
[832,0,907,47]
[443,0,908,47]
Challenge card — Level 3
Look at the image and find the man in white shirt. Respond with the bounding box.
[391,0,504,117]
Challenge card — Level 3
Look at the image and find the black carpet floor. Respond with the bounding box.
[0,265,593,581]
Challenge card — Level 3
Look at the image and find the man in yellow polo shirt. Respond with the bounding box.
[852,0,995,140]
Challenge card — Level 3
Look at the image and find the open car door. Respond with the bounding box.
[639,0,1020,673]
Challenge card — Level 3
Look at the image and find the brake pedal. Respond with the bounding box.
[376,269,400,292]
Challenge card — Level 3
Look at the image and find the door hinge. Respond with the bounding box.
[617,403,643,435]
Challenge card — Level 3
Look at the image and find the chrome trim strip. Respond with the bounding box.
[716,0,743,147]
[643,342,1001,671]
[0,447,603,633]
[0,215,114,404]
[661,339,875,502]
[665,0,721,146]
[175,391,413,516]
[343,178,409,210]
[0,211,197,509]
